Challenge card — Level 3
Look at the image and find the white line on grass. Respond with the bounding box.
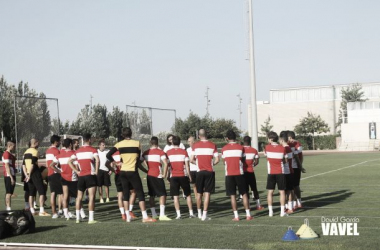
[301,158,380,181]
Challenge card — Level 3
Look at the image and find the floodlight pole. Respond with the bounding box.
[13,96,19,169]
[248,0,259,148]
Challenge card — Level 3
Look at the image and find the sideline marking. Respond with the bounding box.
[301,159,380,181]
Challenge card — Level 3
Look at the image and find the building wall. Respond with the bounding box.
[255,82,380,136]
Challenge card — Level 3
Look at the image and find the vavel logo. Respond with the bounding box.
[321,217,360,236]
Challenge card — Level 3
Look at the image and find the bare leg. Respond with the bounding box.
[203,192,210,211]
[87,187,96,211]
[105,186,110,199]
[196,193,203,210]
[50,192,56,214]
[186,195,193,212]
[230,195,237,211]
[117,192,123,208]
[5,194,12,208]
[98,186,103,200]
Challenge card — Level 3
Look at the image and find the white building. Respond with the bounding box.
[255,82,380,137]
[340,102,380,151]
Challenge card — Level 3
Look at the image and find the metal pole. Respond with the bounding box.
[248,0,259,149]
[57,99,60,135]
[13,96,19,170]
[149,108,153,136]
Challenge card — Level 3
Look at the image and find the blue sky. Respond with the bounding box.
[1,0,379,132]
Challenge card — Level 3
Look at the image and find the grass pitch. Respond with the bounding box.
[1,152,379,250]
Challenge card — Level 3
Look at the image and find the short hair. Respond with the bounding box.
[226,130,236,140]
[243,136,251,145]
[29,138,38,148]
[288,131,296,139]
[122,127,132,138]
[73,139,79,144]
[199,129,206,137]
[50,135,61,144]
[172,136,180,146]
[267,131,279,142]
[98,139,105,146]
[83,133,92,142]
[6,141,15,147]
[150,136,159,146]
[279,131,288,142]
[63,138,72,148]
[166,134,173,145]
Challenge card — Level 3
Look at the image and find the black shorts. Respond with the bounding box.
[285,174,294,191]
[97,169,111,187]
[61,179,78,198]
[28,170,46,196]
[120,171,145,202]
[244,172,258,192]
[48,173,63,194]
[147,175,167,197]
[189,171,197,184]
[225,175,247,196]
[293,168,301,187]
[170,177,191,197]
[4,176,16,194]
[196,171,215,194]
[115,174,123,193]
[77,175,98,192]
[266,174,286,191]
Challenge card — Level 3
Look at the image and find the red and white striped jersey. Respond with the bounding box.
[113,151,121,175]
[46,146,60,176]
[73,145,98,177]
[243,146,259,173]
[54,149,78,181]
[284,145,293,174]
[166,148,189,177]
[141,148,167,178]
[265,143,287,174]
[191,140,218,172]
[2,151,16,177]
[221,142,244,176]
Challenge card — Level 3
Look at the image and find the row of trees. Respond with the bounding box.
[0,75,368,148]
[174,112,240,140]
[0,76,53,144]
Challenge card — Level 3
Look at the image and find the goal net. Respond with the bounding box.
[14,95,60,168]
[125,105,176,151]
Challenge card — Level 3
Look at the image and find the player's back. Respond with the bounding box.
[46,146,60,176]
[75,145,97,176]
[24,148,39,173]
[167,148,188,177]
[142,148,166,178]
[115,139,140,172]
[192,140,218,172]
[265,143,286,175]
[243,145,258,173]
[222,143,244,176]
[58,149,78,181]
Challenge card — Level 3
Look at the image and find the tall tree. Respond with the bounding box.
[108,106,124,139]
[139,109,151,135]
[337,83,367,133]
[294,112,330,150]
[0,76,16,141]
[92,104,109,138]
[260,116,273,137]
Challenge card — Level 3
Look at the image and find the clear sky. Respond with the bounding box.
[1,0,380,132]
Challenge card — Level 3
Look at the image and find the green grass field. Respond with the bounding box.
[1,152,379,250]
